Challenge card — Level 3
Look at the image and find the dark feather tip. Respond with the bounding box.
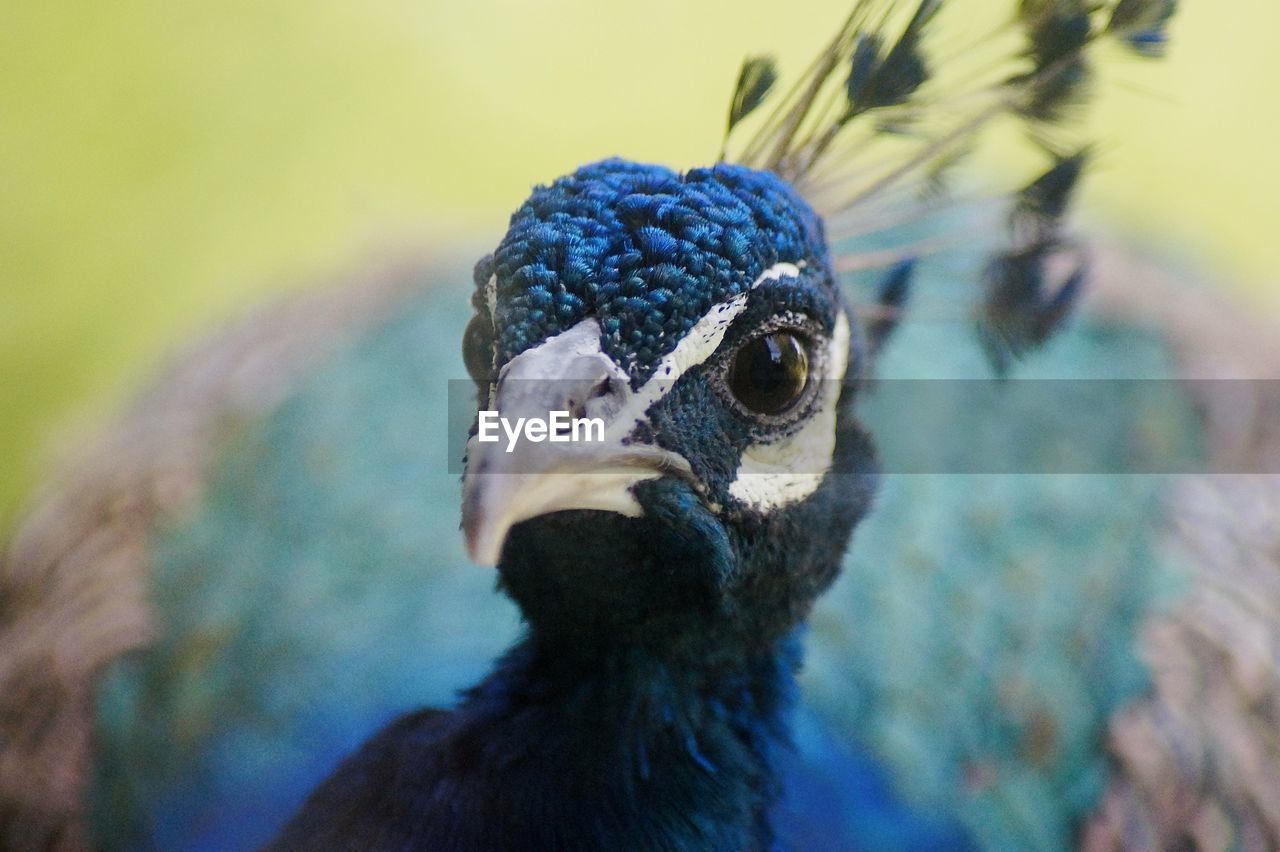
[1012,150,1089,238]
[877,257,915,308]
[866,258,915,357]
[845,0,939,117]
[865,39,929,112]
[984,244,1047,319]
[1029,9,1090,69]
[845,34,884,109]
[977,240,1083,373]
[1010,0,1096,122]
[1109,0,1177,57]
[1108,0,1177,33]
[1017,56,1091,122]
[727,56,779,135]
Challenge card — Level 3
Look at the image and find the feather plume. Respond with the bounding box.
[1108,0,1177,56]
[722,0,1177,372]
[725,56,779,144]
[865,257,916,357]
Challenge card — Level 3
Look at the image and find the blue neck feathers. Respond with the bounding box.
[272,622,804,851]
[440,628,804,850]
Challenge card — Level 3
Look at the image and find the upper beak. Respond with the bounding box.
[461,319,694,565]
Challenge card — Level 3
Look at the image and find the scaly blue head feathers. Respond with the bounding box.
[474,159,836,384]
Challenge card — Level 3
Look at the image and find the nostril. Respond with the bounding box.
[566,366,627,424]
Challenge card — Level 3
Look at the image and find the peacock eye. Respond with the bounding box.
[462,314,494,384]
[726,331,810,416]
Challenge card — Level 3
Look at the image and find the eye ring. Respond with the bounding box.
[725,330,813,417]
[462,313,495,385]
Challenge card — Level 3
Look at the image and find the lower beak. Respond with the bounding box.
[461,440,692,565]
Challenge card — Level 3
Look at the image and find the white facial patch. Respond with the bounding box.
[727,311,851,512]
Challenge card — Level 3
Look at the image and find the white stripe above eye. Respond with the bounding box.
[727,310,851,512]
[601,261,801,442]
[485,262,801,439]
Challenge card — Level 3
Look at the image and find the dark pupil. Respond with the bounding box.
[728,332,810,415]
[462,314,494,384]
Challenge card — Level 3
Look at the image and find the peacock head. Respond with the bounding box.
[460,158,876,648]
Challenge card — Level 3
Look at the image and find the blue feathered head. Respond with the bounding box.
[459,158,872,642]
[477,159,837,384]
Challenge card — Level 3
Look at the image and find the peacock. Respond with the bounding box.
[4,0,1280,849]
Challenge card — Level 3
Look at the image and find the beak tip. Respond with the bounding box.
[461,471,499,566]
[462,512,505,567]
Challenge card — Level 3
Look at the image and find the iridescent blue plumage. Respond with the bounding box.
[487,160,829,382]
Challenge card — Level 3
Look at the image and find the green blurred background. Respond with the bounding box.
[2,0,1277,534]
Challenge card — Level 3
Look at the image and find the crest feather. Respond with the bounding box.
[721,0,1177,372]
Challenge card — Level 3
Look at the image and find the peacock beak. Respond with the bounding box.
[461,319,694,566]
